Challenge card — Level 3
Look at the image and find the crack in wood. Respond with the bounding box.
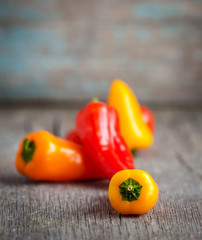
[119,214,122,225]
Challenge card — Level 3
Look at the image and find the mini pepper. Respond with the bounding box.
[108,79,153,150]
[65,105,154,144]
[16,130,104,181]
[76,100,135,179]
[141,105,155,133]
[65,128,82,145]
[108,169,159,214]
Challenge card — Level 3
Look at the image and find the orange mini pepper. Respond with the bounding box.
[16,130,104,181]
[108,169,158,214]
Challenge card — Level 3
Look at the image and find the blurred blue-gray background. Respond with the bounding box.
[0,0,202,106]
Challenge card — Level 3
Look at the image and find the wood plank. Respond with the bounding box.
[0,0,202,104]
[0,109,202,239]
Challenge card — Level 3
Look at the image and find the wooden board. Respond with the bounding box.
[0,108,201,239]
[0,0,202,104]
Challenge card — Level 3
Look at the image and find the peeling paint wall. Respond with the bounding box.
[0,0,202,103]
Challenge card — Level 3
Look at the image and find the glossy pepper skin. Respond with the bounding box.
[108,169,159,215]
[76,101,135,180]
[108,79,153,150]
[16,130,104,181]
[65,105,154,143]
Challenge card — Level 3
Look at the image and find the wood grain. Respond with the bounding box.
[0,108,201,239]
[0,0,202,104]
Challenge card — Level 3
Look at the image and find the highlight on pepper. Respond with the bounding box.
[65,105,155,145]
[16,130,104,181]
[76,99,135,180]
[108,169,159,215]
[108,79,153,150]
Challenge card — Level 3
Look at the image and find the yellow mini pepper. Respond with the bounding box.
[108,79,153,149]
[108,169,159,214]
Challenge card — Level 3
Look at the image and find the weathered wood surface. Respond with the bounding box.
[0,0,202,104]
[0,108,201,240]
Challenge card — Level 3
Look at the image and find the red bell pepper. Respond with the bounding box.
[65,129,82,145]
[141,106,155,133]
[65,105,155,143]
[76,100,135,179]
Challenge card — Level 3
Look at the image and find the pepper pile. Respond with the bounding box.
[16,79,158,214]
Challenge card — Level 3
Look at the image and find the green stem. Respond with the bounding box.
[21,138,36,164]
[92,97,99,102]
[119,177,143,201]
[131,149,137,157]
